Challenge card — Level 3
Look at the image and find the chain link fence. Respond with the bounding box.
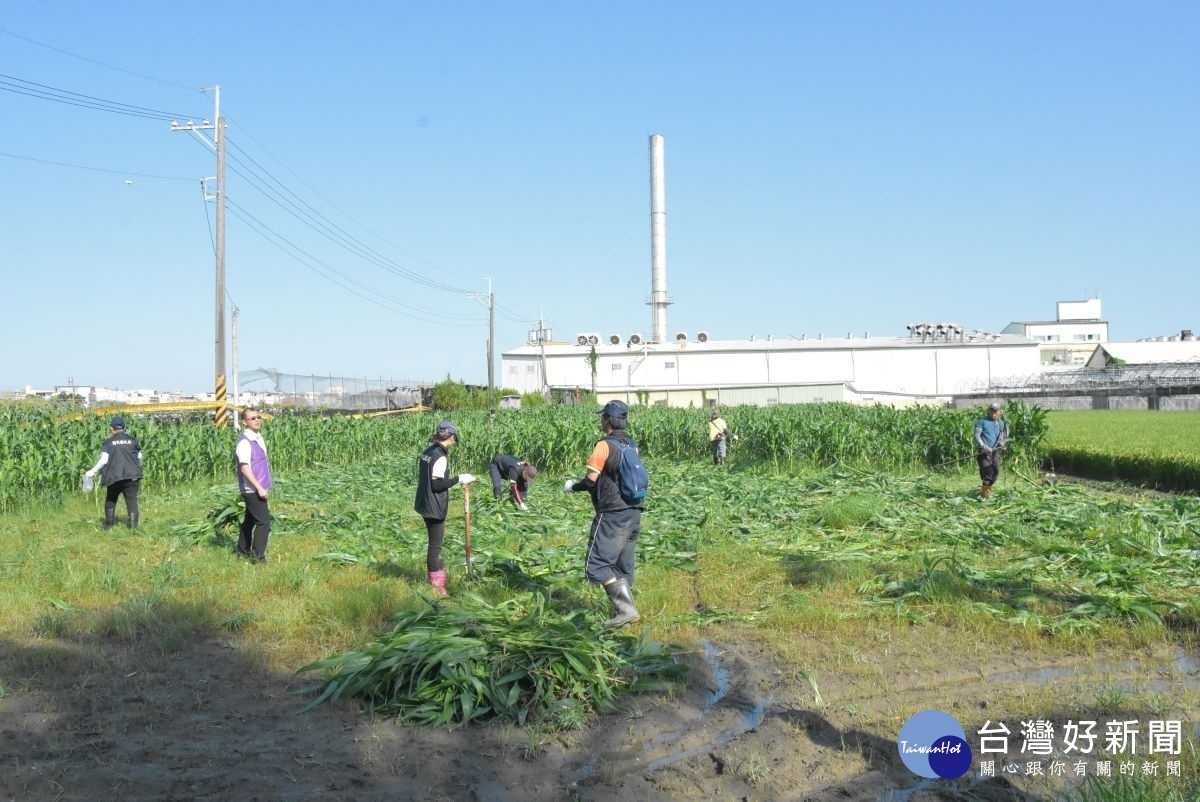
[236,368,432,411]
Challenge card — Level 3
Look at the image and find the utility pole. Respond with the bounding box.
[230,301,239,427]
[532,312,551,398]
[171,86,228,427]
[469,279,496,415]
[487,279,495,415]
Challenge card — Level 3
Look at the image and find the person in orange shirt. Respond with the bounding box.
[563,400,644,627]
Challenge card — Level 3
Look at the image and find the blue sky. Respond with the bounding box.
[3,2,1197,393]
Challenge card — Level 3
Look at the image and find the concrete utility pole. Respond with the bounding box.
[487,279,495,414]
[532,312,551,397]
[468,278,496,414]
[171,86,228,427]
[230,300,239,426]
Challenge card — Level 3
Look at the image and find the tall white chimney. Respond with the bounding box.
[649,134,671,343]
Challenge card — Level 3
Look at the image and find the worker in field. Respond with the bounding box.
[235,408,274,561]
[488,454,537,510]
[85,415,143,530]
[414,421,475,596]
[563,400,648,628]
[707,408,736,465]
[973,402,1009,499]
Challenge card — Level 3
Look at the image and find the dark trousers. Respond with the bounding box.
[239,492,272,560]
[488,460,506,499]
[423,516,446,572]
[585,507,641,586]
[104,479,139,524]
[977,451,1002,487]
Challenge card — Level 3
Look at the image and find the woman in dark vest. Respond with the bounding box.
[414,421,475,596]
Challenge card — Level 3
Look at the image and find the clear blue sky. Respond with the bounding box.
[3,2,1197,393]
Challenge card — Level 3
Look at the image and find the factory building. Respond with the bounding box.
[502,329,1039,408]
[501,134,1039,408]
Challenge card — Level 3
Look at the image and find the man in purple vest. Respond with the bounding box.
[235,408,274,562]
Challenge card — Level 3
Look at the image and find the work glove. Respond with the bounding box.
[563,479,576,492]
[517,502,529,511]
[458,473,476,485]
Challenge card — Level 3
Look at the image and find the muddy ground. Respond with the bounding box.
[3,617,1196,802]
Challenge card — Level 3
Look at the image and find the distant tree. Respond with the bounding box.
[432,380,470,411]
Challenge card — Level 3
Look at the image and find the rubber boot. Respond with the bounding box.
[428,570,448,597]
[603,580,640,628]
[103,503,116,531]
[129,512,139,530]
[981,484,991,499]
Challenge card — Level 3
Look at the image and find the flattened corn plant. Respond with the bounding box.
[298,593,686,727]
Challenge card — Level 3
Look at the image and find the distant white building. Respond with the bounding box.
[1003,298,1108,366]
[501,330,1039,408]
[1086,340,1200,369]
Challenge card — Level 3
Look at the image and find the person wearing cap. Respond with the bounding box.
[706,409,735,466]
[973,402,1009,499]
[488,455,537,511]
[236,408,274,561]
[85,415,143,530]
[563,399,644,627]
[414,421,475,596]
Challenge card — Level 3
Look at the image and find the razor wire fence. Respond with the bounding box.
[236,367,433,412]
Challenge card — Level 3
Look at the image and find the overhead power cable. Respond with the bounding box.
[225,114,480,286]
[223,138,470,294]
[225,198,482,327]
[0,72,201,120]
[0,27,199,91]
[0,150,194,181]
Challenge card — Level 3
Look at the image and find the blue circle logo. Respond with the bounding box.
[898,710,973,779]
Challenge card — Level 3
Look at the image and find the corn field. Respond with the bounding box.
[0,401,1048,512]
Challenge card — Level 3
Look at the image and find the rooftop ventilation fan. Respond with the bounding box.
[675,331,688,342]
[609,334,621,345]
[696,331,709,343]
[628,333,643,345]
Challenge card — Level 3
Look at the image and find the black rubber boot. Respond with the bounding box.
[603,580,641,628]
[129,512,139,530]
[103,503,116,531]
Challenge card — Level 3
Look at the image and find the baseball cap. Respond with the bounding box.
[436,421,459,437]
[988,402,1003,412]
[110,416,125,428]
[598,400,628,419]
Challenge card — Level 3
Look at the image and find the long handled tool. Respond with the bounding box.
[463,482,474,579]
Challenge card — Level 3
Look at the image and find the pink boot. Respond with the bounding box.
[428,570,448,597]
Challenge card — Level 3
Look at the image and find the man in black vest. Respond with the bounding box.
[563,400,644,627]
[86,416,143,529]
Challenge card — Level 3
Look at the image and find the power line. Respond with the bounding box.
[225,198,483,327]
[0,150,194,181]
[225,113,483,286]
[0,73,201,120]
[0,27,200,91]
[223,138,470,294]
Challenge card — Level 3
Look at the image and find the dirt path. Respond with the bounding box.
[2,624,1195,801]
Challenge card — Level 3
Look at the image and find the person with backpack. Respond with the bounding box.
[563,399,648,628]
